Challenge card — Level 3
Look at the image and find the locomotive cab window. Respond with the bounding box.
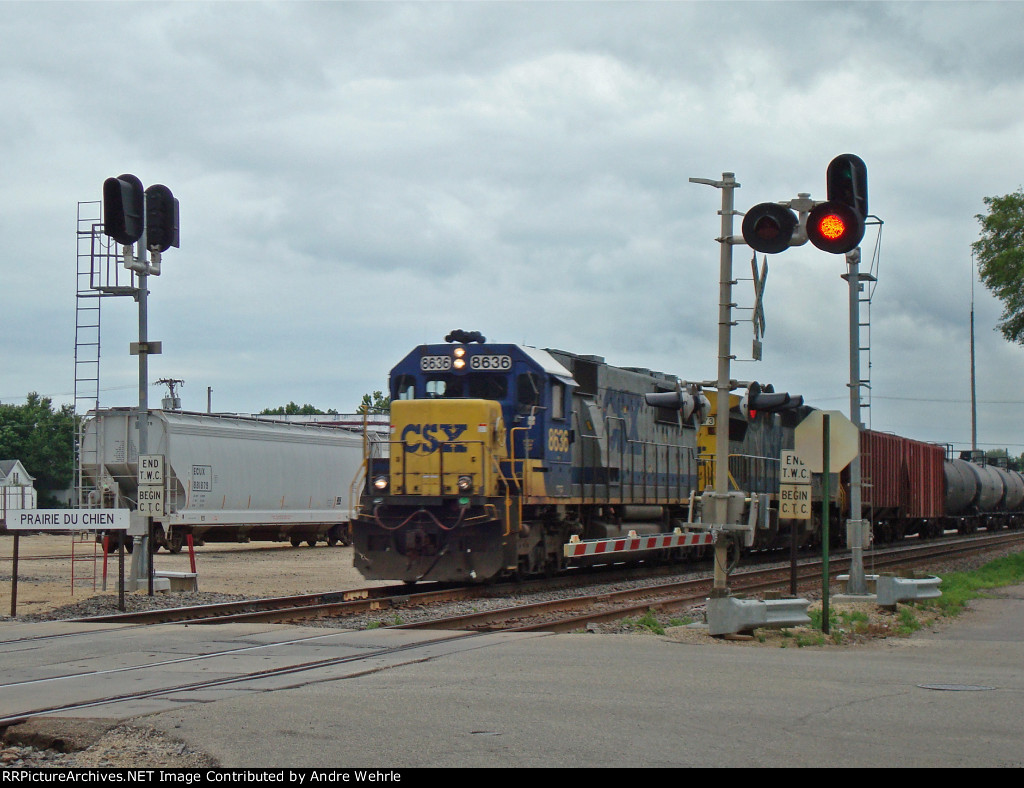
[517,373,543,413]
[551,380,566,420]
[425,374,508,400]
[425,377,453,398]
[394,375,416,400]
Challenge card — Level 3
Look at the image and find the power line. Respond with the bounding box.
[810,394,1024,405]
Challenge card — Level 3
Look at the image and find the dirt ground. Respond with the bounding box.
[1,532,382,618]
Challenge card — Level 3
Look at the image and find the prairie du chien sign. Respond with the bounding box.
[7,509,130,530]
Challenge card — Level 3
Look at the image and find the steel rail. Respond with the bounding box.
[390,532,1024,634]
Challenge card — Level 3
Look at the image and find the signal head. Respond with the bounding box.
[826,153,868,218]
[102,174,144,245]
[741,381,803,420]
[741,203,799,255]
[806,201,865,254]
[645,387,709,422]
[144,184,180,253]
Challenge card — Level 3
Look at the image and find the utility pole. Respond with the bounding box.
[842,247,873,595]
[689,173,742,593]
[971,252,977,452]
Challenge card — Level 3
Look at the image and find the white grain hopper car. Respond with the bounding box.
[79,408,382,552]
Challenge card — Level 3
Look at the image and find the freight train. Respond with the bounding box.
[350,333,1023,584]
[79,409,384,552]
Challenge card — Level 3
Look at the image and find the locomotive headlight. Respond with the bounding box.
[453,357,466,369]
[453,347,466,357]
[457,475,473,493]
[373,475,389,491]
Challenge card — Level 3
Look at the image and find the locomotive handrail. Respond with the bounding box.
[507,426,529,535]
[728,453,781,495]
[609,414,696,506]
[698,451,776,493]
[350,458,369,519]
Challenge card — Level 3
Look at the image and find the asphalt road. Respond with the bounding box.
[3,586,1023,768]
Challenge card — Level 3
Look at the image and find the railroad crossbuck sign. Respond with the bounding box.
[779,451,811,519]
[793,410,859,473]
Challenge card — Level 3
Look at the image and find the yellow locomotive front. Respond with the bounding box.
[384,399,507,498]
[354,397,518,583]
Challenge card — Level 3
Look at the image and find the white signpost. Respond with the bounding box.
[793,410,861,636]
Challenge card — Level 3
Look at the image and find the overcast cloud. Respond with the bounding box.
[2,1,1023,452]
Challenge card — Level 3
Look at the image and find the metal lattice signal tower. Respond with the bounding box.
[74,201,138,415]
[74,201,139,508]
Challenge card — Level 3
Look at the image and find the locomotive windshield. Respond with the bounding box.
[422,373,509,400]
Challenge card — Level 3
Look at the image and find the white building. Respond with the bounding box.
[0,459,37,524]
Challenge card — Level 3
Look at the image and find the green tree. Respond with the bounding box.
[974,188,1024,344]
[0,393,76,507]
[357,391,391,414]
[259,402,338,416]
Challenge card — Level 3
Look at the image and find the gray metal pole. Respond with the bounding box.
[713,174,738,592]
[139,264,154,596]
[970,253,977,452]
[128,241,155,595]
[844,248,868,595]
[689,173,741,593]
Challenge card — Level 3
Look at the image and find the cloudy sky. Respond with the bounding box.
[2,1,1023,453]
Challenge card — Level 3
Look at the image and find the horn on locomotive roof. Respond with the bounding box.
[445,329,486,344]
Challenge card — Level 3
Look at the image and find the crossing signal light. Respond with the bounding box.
[741,382,804,420]
[102,174,144,245]
[827,153,868,218]
[645,386,710,422]
[807,154,867,254]
[741,203,799,254]
[806,202,863,254]
[144,184,180,252]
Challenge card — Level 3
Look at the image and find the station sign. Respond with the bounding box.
[7,509,130,531]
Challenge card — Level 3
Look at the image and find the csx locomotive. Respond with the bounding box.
[351,332,810,583]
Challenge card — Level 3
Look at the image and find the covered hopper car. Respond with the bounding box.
[79,408,381,552]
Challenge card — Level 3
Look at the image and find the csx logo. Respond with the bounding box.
[401,423,469,454]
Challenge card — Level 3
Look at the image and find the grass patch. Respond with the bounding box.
[927,551,1024,616]
[621,610,672,635]
[838,609,870,633]
[896,606,922,635]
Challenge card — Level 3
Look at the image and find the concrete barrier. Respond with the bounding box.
[155,571,198,592]
[875,574,941,608]
[707,595,811,636]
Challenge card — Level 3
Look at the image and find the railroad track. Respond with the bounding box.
[403,531,1024,634]
[3,532,1020,727]
[67,531,1024,630]
[0,628,491,726]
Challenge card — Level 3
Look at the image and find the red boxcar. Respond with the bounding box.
[856,430,944,520]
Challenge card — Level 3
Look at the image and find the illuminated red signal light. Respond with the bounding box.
[806,201,864,254]
[816,212,846,240]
